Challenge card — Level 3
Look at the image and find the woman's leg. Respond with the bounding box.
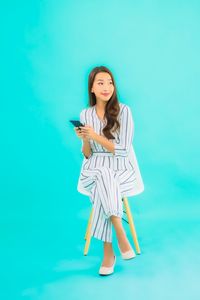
[84,167,124,243]
[101,216,132,267]
[110,215,132,252]
[81,168,131,266]
[101,241,115,267]
[109,169,136,252]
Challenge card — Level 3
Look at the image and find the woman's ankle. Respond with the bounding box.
[117,233,132,252]
[103,242,114,257]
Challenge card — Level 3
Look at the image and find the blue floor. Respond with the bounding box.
[1,206,199,300]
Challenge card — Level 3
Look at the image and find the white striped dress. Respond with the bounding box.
[77,102,144,242]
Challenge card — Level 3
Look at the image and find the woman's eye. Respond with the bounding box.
[98,82,113,85]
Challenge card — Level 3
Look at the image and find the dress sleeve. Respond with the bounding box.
[80,109,92,159]
[113,105,134,157]
[80,109,86,126]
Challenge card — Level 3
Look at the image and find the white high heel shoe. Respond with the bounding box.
[99,255,116,276]
[118,242,136,260]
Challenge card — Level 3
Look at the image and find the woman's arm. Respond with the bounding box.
[92,133,115,154]
[79,109,92,159]
[93,105,134,156]
[112,105,134,156]
[82,139,92,159]
[79,108,114,155]
[79,105,134,156]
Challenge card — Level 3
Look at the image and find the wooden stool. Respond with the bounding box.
[83,196,141,255]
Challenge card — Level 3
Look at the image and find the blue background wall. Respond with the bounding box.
[0,1,199,299]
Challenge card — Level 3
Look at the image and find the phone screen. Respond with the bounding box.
[70,120,84,127]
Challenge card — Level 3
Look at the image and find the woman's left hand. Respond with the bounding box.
[79,125,97,140]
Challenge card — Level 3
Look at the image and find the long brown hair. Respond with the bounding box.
[88,66,120,140]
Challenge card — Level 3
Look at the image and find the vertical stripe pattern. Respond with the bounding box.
[79,103,137,242]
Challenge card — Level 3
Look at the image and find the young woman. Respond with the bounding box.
[74,66,144,276]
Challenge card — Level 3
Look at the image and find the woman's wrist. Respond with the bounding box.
[83,138,90,143]
[92,132,98,141]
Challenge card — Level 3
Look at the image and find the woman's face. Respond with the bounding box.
[91,72,114,103]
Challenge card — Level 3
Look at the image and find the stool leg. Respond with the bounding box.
[84,207,93,240]
[123,197,141,254]
[83,208,93,256]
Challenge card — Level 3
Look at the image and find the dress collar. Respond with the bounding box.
[93,105,106,124]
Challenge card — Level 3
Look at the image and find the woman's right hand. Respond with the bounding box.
[74,127,89,142]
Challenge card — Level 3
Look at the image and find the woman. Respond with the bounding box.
[74,66,144,276]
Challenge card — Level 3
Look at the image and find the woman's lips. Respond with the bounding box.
[101,93,110,96]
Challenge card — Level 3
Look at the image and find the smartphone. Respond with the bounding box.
[70,120,85,129]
